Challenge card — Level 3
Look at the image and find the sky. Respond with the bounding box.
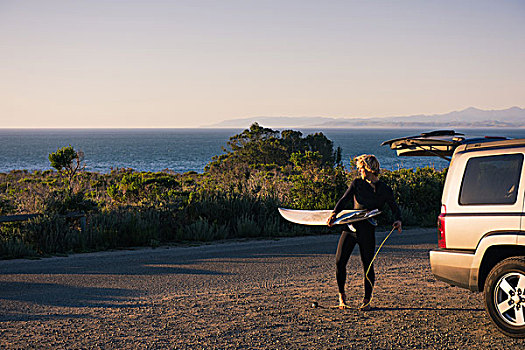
[1,0,524,128]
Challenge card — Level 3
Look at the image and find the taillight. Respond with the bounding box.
[437,205,446,248]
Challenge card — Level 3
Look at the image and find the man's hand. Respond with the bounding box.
[393,220,402,233]
[327,212,337,227]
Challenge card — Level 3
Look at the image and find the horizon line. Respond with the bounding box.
[1,126,525,130]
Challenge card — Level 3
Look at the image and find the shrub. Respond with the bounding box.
[22,215,82,254]
[235,215,261,238]
[0,237,36,259]
[287,166,347,210]
[44,191,97,215]
[380,167,445,225]
[263,216,281,237]
[179,217,214,241]
[85,209,167,249]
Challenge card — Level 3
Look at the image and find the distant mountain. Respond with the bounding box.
[208,107,525,129]
[209,116,332,128]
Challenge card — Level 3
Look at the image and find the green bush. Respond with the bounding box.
[263,215,281,237]
[85,209,170,249]
[381,167,445,225]
[178,217,214,241]
[287,166,347,210]
[176,217,230,242]
[22,215,82,255]
[44,191,98,215]
[235,215,261,238]
[0,237,35,259]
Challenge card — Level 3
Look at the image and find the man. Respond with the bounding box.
[327,154,402,310]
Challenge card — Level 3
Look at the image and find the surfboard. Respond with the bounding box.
[278,208,381,226]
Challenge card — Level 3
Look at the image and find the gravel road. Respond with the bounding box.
[1,228,524,349]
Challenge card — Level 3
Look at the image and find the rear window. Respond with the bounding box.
[459,153,523,205]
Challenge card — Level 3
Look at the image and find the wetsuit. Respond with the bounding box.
[333,178,402,300]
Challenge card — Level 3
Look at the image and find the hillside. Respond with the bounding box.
[209,107,525,128]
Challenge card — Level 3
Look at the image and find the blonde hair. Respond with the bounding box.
[355,154,380,175]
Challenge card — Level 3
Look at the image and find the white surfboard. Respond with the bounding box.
[278,208,381,226]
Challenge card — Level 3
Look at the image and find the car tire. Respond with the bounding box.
[483,256,525,338]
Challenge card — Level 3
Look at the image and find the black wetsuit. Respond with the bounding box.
[333,178,402,299]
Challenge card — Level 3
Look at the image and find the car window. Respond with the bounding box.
[459,153,523,205]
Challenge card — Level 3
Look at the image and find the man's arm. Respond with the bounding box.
[327,181,355,226]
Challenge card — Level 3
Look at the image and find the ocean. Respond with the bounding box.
[1,128,525,173]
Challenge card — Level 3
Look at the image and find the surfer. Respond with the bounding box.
[327,154,402,310]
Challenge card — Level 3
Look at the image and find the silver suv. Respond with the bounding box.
[384,131,525,338]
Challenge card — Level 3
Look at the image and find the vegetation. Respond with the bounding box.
[0,123,446,259]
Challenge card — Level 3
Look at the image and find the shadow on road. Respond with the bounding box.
[372,306,484,312]
[0,231,435,281]
[0,281,141,309]
[0,241,336,276]
[0,312,93,322]
[1,260,236,276]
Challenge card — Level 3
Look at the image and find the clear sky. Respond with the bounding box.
[1,0,524,128]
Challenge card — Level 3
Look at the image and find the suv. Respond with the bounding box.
[383,130,525,338]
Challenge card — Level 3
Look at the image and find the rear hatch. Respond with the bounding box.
[381,130,509,160]
[383,130,519,291]
[382,129,513,249]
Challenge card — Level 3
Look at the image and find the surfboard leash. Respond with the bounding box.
[361,225,397,310]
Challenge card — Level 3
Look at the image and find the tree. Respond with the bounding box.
[206,123,340,173]
[225,122,286,166]
[304,132,337,167]
[48,145,84,194]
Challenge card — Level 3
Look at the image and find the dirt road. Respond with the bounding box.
[1,228,524,349]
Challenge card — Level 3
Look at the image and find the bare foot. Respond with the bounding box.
[338,293,349,309]
[359,298,371,311]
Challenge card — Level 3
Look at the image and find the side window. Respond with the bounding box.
[459,153,523,205]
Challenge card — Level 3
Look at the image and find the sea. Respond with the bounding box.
[1,128,525,174]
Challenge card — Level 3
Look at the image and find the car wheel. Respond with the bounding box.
[484,257,525,338]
